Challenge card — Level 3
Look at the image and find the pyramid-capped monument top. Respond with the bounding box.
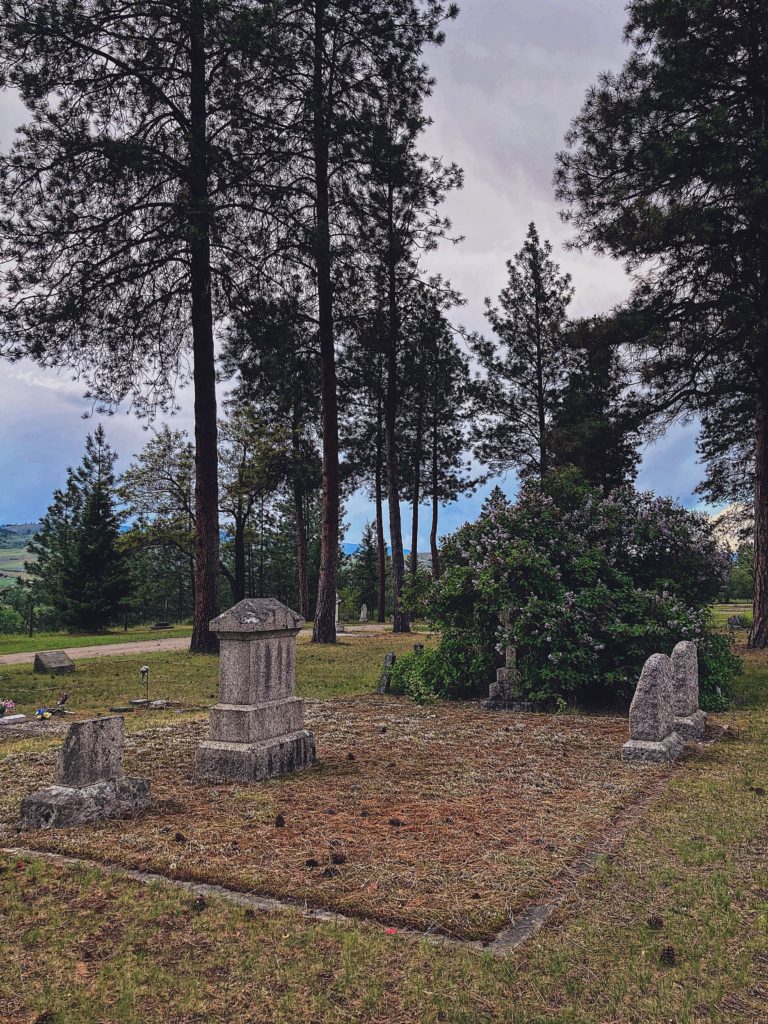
[210,598,305,635]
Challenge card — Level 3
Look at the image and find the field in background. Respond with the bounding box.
[0,545,32,589]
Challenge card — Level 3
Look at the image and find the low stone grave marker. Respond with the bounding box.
[195,598,316,783]
[622,653,684,763]
[21,716,150,829]
[33,650,74,675]
[377,652,396,693]
[670,640,707,740]
[0,714,27,726]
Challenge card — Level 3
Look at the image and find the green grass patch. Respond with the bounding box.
[0,632,429,714]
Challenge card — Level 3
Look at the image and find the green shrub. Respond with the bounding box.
[419,470,739,708]
[389,629,496,704]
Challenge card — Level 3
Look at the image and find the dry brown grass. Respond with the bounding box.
[0,695,672,940]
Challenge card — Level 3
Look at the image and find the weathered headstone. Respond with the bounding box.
[33,650,75,675]
[335,592,345,633]
[622,653,684,763]
[195,599,316,783]
[0,714,27,726]
[377,652,396,694]
[359,603,368,623]
[670,640,707,740]
[482,630,531,712]
[21,716,150,829]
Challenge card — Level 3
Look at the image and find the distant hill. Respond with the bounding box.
[0,524,37,589]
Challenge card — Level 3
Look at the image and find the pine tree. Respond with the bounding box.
[472,224,573,479]
[549,317,641,493]
[220,291,322,619]
[0,2,279,652]
[29,426,130,632]
[555,0,768,647]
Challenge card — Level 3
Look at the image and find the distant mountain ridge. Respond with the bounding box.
[0,522,39,549]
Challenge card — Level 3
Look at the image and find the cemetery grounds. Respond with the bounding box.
[0,624,766,1023]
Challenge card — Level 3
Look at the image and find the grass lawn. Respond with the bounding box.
[0,633,766,1022]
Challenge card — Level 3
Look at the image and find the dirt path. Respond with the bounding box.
[0,623,392,667]
[0,636,192,666]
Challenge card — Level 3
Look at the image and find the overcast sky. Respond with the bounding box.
[0,0,708,544]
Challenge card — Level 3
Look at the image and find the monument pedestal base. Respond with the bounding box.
[195,730,317,783]
[622,732,684,763]
[674,709,707,741]
[21,777,150,830]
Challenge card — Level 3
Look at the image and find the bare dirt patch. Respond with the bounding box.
[0,695,674,940]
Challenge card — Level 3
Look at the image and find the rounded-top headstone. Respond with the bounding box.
[209,599,305,637]
[670,640,699,717]
[628,653,675,742]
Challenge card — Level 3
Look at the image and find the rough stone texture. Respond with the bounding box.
[21,777,151,829]
[57,716,125,788]
[670,641,699,717]
[359,604,368,623]
[377,652,396,694]
[674,709,708,742]
[670,640,707,739]
[208,698,305,744]
[195,731,317,784]
[210,598,304,637]
[195,599,316,784]
[623,653,683,762]
[482,664,532,712]
[628,653,675,742]
[0,714,27,726]
[622,733,685,763]
[33,650,75,675]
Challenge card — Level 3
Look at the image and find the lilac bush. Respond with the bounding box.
[412,470,738,709]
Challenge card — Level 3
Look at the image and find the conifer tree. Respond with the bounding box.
[472,224,573,480]
[549,318,640,493]
[555,0,768,647]
[28,426,130,631]
[0,1,275,652]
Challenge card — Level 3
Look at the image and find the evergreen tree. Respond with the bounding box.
[350,522,380,615]
[555,0,768,647]
[28,426,130,631]
[220,291,322,618]
[0,2,278,652]
[549,317,641,493]
[400,287,479,578]
[472,224,573,479]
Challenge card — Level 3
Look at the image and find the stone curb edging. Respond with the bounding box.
[1,777,672,959]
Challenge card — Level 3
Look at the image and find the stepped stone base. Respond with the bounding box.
[209,698,305,744]
[195,730,317,783]
[674,709,707,741]
[622,732,684,764]
[21,777,150,830]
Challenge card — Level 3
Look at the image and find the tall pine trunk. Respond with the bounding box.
[294,479,309,619]
[233,515,246,603]
[384,205,409,633]
[188,1,220,654]
[409,405,423,575]
[375,395,387,623]
[310,0,339,644]
[430,413,440,579]
[750,389,768,647]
